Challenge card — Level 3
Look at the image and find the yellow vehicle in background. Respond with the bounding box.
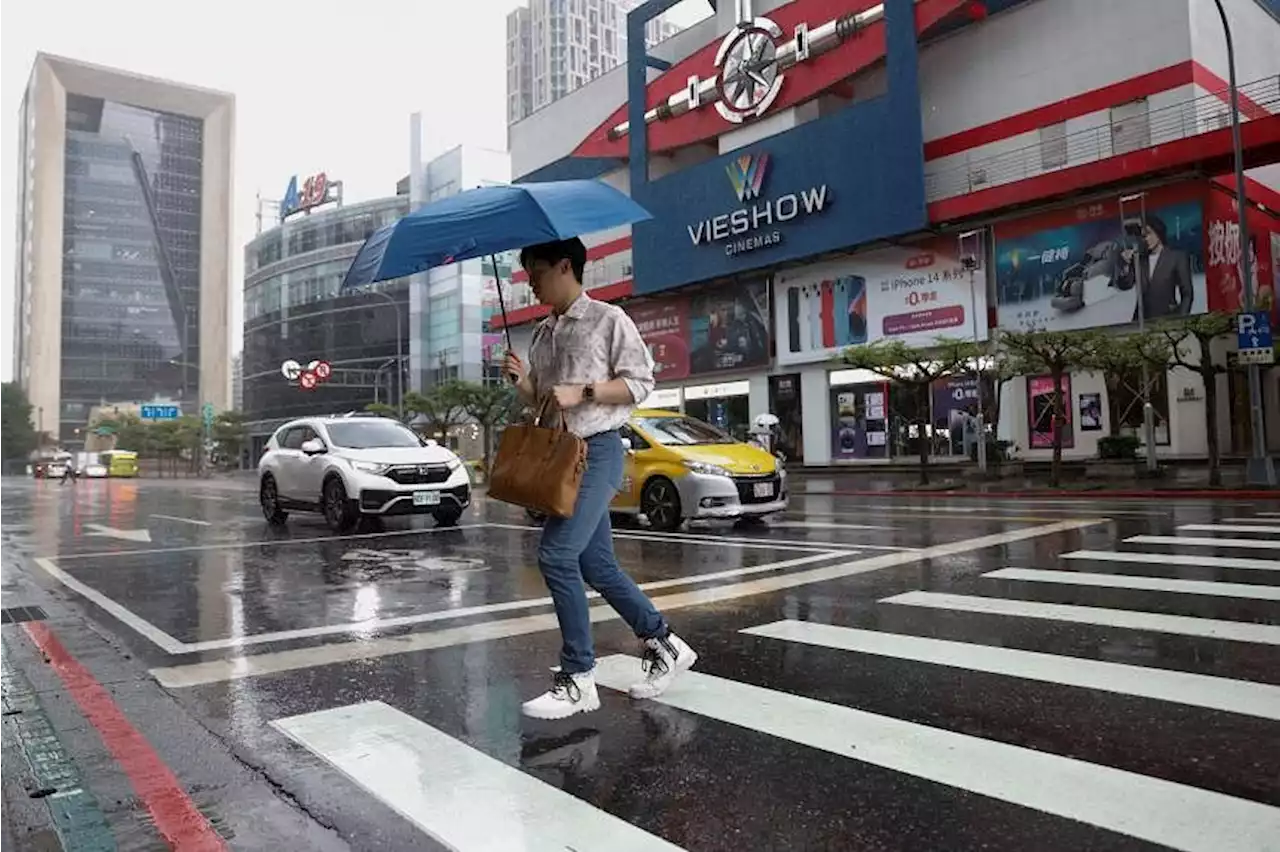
[101,450,139,478]
[613,409,787,531]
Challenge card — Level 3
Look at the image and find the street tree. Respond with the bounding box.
[1079,332,1170,439]
[1151,312,1236,486]
[212,410,250,468]
[363,402,397,418]
[840,337,981,484]
[1,382,38,463]
[461,383,522,474]
[998,329,1101,486]
[404,381,472,443]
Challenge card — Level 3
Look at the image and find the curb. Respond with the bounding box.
[807,488,1280,501]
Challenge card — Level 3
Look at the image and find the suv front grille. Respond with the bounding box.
[386,464,451,485]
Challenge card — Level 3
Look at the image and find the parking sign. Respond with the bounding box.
[1237,311,1274,366]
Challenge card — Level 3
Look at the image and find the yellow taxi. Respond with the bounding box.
[614,409,787,531]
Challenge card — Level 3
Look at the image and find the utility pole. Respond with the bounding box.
[1119,192,1160,473]
[958,229,988,473]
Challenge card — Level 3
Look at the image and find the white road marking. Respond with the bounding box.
[1062,550,1280,572]
[882,591,1280,645]
[767,520,897,531]
[1177,524,1280,535]
[984,568,1280,601]
[49,522,489,561]
[32,558,186,654]
[742,621,1280,721]
[151,519,1105,687]
[177,550,846,653]
[273,701,683,851]
[592,655,1280,852]
[791,505,1167,519]
[1127,535,1280,551]
[82,523,152,543]
[1222,518,1280,524]
[150,514,213,527]
[484,522,909,553]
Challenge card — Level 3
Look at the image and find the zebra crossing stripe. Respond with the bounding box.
[741,621,1280,720]
[593,655,1280,852]
[1062,550,1280,572]
[1126,535,1280,551]
[1177,524,1280,535]
[984,568,1280,601]
[880,591,1280,645]
[272,701,684,851]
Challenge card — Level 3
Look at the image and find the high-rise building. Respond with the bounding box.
[13,54,234,445]
[405,121,513,388]
[506,0,680,124]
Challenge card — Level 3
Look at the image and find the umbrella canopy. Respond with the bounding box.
[340,179,652,291]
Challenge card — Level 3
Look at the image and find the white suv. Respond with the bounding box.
[258,415,471,532]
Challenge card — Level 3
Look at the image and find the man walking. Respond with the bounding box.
[504,237,697,720]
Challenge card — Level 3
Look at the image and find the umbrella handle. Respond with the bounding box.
[491,253,518,384]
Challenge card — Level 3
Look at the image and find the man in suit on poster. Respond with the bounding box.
[1123,215,1194,320]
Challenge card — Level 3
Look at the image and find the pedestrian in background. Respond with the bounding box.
[504,237,697,720]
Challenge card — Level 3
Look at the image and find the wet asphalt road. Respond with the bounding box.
[1,475,1278,851]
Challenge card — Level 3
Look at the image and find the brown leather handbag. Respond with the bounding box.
[487,397,587,518]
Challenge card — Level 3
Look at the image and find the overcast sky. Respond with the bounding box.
[0,0,712,382]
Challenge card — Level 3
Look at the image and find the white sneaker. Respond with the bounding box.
[521,670,601,720]
[629,633,697,700]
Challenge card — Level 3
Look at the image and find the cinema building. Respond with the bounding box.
[500,0,1280,466]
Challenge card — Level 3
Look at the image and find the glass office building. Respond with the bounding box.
[14,54,234,444]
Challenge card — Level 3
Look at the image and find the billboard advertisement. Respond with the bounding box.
[774,238,989,366]
[1204,186,1279,321]
[628,279,770,379]
[993,189,1208,333]
[629,299,690,382]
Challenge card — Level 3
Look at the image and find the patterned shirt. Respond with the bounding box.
[528,292,655,438]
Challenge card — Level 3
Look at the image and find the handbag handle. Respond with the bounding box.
[532,395,568,431]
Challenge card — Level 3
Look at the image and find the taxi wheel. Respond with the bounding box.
[641,478,682,532]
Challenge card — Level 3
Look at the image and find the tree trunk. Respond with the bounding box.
[1202,366,1221,487]
[482,425,493,481]
[916,383,930,486]
[1050,369,1065,488]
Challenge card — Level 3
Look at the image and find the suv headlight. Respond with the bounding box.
[683,459,731,478]
[445,455,462,471]
[351,460,390,475]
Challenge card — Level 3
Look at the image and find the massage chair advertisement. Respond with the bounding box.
[993,187,1209,333]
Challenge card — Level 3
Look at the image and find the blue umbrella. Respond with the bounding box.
[341,179,651,291]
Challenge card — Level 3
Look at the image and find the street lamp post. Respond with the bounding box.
[958,229,988,473]
[1211,0,1275,486]
[1119,193,1160,474]
[362,288,405,420]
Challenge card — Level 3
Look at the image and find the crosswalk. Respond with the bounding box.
[273,514,1280,852]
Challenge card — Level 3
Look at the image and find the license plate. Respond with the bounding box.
[753,482,774,499]
[413,491,441,506]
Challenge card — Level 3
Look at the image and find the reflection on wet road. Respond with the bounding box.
[2,476,1278,851]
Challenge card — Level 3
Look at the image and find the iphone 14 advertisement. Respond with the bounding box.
[786,276,868,354]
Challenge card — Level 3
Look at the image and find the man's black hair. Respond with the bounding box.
[1145,214,1168,245]
[520,238,587,283]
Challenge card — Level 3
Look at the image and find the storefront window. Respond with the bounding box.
[685,381,750,439]
[768,374,803,462]
[830,383,889,460]
[1108,369,1171,445]
[1027,375,1075,449]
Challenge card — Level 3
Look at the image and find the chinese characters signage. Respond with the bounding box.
[773,236,988,367]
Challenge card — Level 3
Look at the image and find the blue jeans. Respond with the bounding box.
[538,430,667,673]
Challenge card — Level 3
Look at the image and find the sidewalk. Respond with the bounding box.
[787,462,1280,499]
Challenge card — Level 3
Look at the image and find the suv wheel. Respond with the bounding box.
[322,477,357,533]
[260,475,288,526]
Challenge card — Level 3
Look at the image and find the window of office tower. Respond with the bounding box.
[59,93,203,439]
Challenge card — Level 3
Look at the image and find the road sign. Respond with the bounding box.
[1236,311,1274,366]
[140,404,180,420]
[202,402,215,428]
[299,371,318,390]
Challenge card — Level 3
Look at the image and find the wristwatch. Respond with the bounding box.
[582,383,596,402]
